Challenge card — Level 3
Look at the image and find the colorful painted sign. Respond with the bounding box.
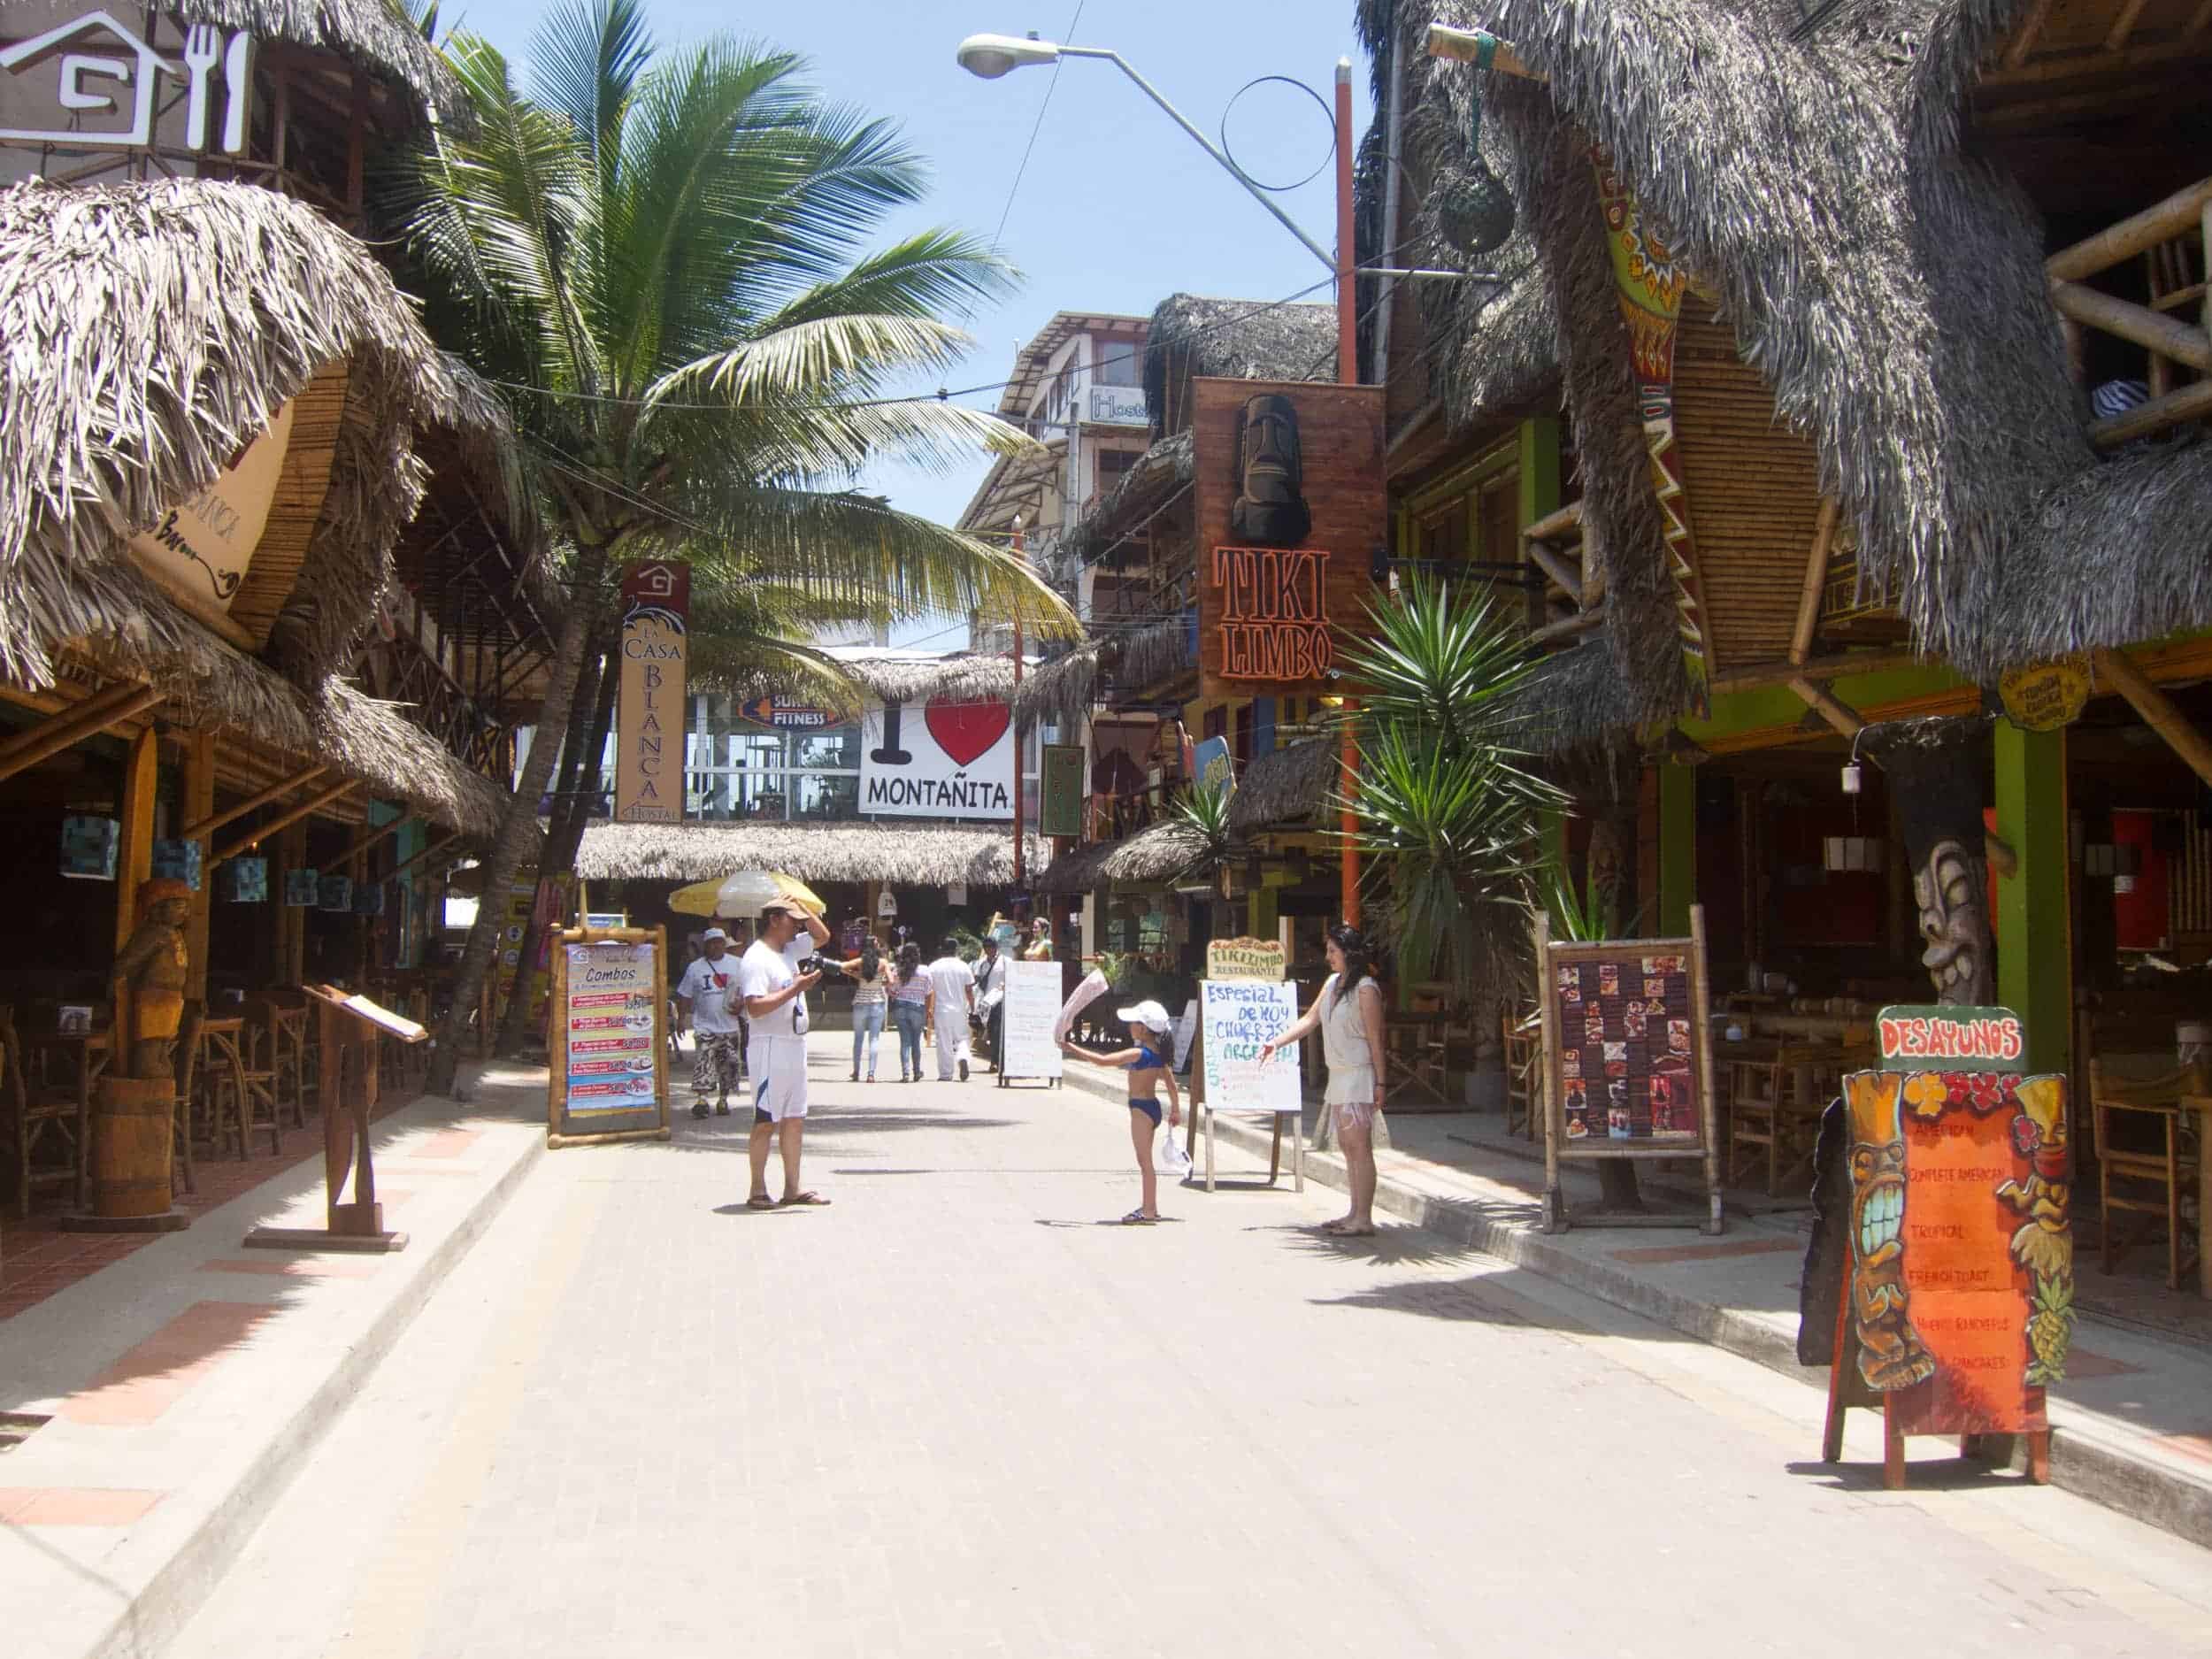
[1039,742,1086,838]
[1876,1005,2027,1072]
[1205,936,1285,982]
[1997,657,2091,733]
[1192,379,1386,700]
[1588,145,1710,716]
[859,696,1014,820]
[613,560,689,823]
[1199,979,1301,1114]
[1547,948,1701,1144]
[1837,1045,2072,1433]
[549,929,669,1143]
[999,957,1064,1082]
[1192,734,1233,797]
[737,695,835,729]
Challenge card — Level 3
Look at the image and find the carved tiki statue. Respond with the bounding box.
[111,876,192,1080]
[1863,717,1995,1005]
[1844,1071,1937,1392]
[1230,393,1311,548]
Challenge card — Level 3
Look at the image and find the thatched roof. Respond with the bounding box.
[1143,294,1339,438]
[1227,739,1340,833]
[180,0,467,125]
[1384,0,2210,715]
[830,649,1018,709]
[0,179,472,701]
[1056,432,1194,570]
[1101,818,1208,886]
[1033,835,1121,895]
[1013,616,1194,730]
[574,821,1049,887]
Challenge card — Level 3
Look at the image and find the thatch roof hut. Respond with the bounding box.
[1142,293,1339,440]
[1033,835,1121,895]
[1379,0,2210,739]
[180,0,469,125]
[574,821,1049,887]
[0,178,475,700]
[1226,738,1340,835]
[1101,818,1209,886]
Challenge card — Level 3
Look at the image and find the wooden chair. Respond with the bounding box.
[1502,1008,1540,1141]
[1,1006,93,1216]
[1728,1043,1840,1196]
[2087,1054,2204,1291]
[196,1018,280,1160]
[246,998,307,1131]
[170,1002,204,1197]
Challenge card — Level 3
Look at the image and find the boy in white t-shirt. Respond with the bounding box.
[738,900,829,1209]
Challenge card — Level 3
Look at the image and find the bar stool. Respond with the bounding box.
[247,997,307,1130]
[2089,1055,2205,1291]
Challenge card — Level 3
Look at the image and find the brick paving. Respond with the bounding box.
[169,1034,2212,1659]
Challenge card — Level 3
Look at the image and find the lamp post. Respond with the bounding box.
[956,32,1365,927]
[1010,516,1026,900]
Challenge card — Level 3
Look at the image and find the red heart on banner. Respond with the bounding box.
[924,696,1010,769]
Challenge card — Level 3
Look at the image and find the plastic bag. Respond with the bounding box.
[1158,1118,1194,1179]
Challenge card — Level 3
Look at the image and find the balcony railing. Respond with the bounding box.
[2047,177,2212,449]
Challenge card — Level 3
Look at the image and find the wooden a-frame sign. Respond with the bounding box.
[242,984,425,1255]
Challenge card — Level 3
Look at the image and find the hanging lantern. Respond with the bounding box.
[318,874,354,912]
[1432,33,1517,260]
[284,867,321,907]
[151,837,204,890]
[219,857,269,902]
[353,882,386,917]
[59,815,119,879]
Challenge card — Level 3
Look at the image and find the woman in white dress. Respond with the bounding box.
[1260,925,1386,1235]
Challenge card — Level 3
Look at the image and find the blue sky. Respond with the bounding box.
[447,1,1375,647]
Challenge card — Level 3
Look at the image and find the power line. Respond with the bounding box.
[991,1,1087,251]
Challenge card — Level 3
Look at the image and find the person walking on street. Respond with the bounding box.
[840,936,890,1081]
[889,941,929,1083]
[738,898,830,1210]
[674,928,743,1118]
[1260,924,1386,1235]
[926,935,976,1081]
[1059,998,1181,1224]
[971,935,1004,1072]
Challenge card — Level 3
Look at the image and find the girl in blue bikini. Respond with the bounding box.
[1060,997,1182,1225]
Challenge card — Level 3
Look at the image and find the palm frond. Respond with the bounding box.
[648,313,975,407]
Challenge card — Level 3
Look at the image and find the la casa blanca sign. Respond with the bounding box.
[1,10,256,154]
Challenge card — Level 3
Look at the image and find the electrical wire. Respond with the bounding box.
[991,1,1087,251]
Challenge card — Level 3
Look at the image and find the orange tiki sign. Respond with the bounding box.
[1193,378,1384,699]
[1814,1005,2071,1489]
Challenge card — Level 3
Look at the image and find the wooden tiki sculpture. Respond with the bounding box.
[1863,717,1994,1007]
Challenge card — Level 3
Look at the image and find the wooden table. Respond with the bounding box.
[2176,1094,2212,1298]
[24,1029,110,1210]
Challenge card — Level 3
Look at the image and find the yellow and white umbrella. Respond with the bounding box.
[668,871,824,920]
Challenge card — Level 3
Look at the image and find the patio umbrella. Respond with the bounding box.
[668,871,824,919]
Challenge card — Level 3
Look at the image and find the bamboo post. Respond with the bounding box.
[1535,911,1564,1232]
[2094,648,2212,787]
[1789,498,1842,665]
[1690,904,1724,1235]
[2045,177,2212,280]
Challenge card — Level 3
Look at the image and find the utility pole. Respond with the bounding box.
[1335,57,1362,930]
[1011,517,1026,900]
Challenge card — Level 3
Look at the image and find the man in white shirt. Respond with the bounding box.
[673,928,744,1118]
[738,899,830,1208]
[925,935,976,1082]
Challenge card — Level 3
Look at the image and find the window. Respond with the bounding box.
[1094,339,1141,387]
[1095,448,1139,500]
[1415,494,1470,561]
[1478,474,1519,563]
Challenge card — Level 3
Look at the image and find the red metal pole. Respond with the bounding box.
[1011,521,1026,899]
[1334,58,1362,931]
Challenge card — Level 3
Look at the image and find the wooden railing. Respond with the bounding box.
[1518,499,1601,648]
[2047,177,2212,449]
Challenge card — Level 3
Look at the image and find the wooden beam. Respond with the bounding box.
[2046,177,2212,281]
[2001,0,2059,66]
[2104,0,2151,50]
[215,779,358,864]
[1529,608,1606,647]
[1788,497,1842,666]
[115,727,159,953]
[1787,677,1864,739]
[338,813,415,872]
[2094,647,2212,787]
[2088,377,2212,449]
[1708,649,1927,695]
[1522,499,1584,541]
[0,684,165,785]
[2048,280,2212,373]
[180,763,326,841]
[1524,540,1586,605]
[389,830,465,882]
[1426,22,1546,81]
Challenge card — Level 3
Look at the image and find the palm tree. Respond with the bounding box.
[391,0,1076,1088]
[1333,573,1561,999]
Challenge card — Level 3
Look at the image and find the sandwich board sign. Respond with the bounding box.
[549,926,672,1148]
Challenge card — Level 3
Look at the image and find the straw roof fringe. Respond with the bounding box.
[1142,294,1337,439]
[180,0,468,125]
[1015,640,1110,731]
[0,179,468,696]
[1227,739,1340,834]
[1056,432,1193,570]
[1033,835,1121,894]
[574,821,1048,887]
[1120,615,1195,692]
[838,651,1016,709]
[1101,819,1209,885]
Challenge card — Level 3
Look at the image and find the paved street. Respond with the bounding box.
[170,1034,2212,1659]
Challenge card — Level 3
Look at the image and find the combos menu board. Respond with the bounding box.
[1550,949,1700,1145]
[549,927,670,1144]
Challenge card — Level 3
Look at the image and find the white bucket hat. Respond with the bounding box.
[1116,999,1172,1032]
[701,927,728,942]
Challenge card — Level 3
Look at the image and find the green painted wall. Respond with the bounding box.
[1681,663,1970,746]
[1993,723,2072,1078]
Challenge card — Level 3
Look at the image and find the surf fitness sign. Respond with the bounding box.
[860,695,1016,819]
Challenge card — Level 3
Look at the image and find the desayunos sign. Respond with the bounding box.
[860,695,1014,819]
[614,560,688,822]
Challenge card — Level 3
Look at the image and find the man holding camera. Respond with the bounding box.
[739,898,832,1209]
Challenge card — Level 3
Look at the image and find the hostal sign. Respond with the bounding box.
[1193,378,1385,700]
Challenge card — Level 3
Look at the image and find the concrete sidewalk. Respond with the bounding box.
[1056,1062,2212,1549]
[0,1059,549,1659]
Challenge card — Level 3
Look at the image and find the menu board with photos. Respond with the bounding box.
[1537,907,1723,1234]
[549,925,672,1147]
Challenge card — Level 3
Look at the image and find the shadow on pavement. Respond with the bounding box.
[1783,1456,2041,1494]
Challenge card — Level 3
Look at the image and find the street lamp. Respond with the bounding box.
[956,29,1367,927]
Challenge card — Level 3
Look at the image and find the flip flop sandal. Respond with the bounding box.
[691,1102,709,1119]
[1121,1210,1158,1225]
[714,1102,731,1116]
[779,1191,832,1207]
[745,1194,776,1210]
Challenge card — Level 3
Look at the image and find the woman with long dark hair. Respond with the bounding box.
[1260,924,1386,1235]
[838,935,890,1081]
[888,941,929,1084]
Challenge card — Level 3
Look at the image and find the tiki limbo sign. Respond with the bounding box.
[613,560,689,823]
[1589,146,1714,718]
[1192,379,1386,700]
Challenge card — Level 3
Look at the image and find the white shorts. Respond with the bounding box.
[751,1036,810,1121]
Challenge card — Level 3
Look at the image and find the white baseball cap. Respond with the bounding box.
[1116,999,1172,1031]
[701,927,728,941]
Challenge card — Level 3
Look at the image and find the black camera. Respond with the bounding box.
[796,956,827,977]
